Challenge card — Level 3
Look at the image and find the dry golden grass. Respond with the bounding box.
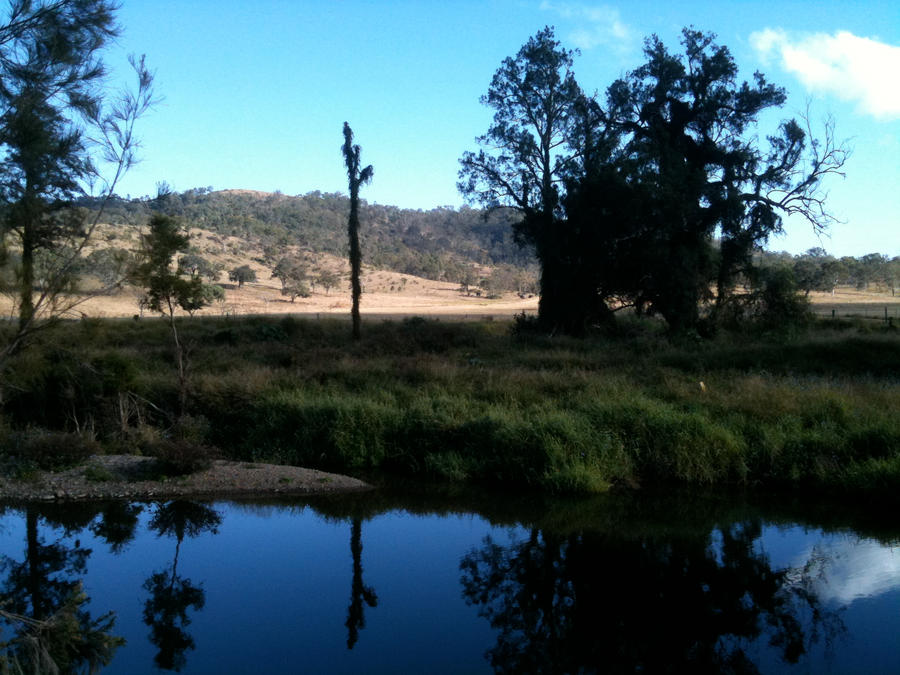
[5,219,894,322]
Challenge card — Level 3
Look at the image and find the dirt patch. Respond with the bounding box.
[0,455,371,502]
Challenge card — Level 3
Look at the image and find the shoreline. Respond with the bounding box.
[0,455,372,503]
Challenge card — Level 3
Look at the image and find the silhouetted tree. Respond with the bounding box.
[458,27,595,333]
[342,122,373,340]
[602,30,848,333]
[0,505,127,672]
[460,27,847,336]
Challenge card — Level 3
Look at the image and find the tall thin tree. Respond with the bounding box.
[341,122,373,340]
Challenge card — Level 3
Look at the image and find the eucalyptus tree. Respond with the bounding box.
[461,27,848,335]
[342,122,373,340]
[458,27,599,333]
[0,0,154,366]
[603,29,849,332]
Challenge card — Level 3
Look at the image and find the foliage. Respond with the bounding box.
[80,188,539,292]
[0,583,125,674]
[458,26,595,333]
[460,27,848,335]
[315,268,340,295]
[131,213,213,416]
[178,253,221,282]
[4,315,897,497]
[0,0,154,367]
[228,264,256,287]
[271,257,310,302]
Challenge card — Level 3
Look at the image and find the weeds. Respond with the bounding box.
[0,315,898,495]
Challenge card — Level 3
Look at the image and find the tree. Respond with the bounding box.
[315,268,339,295]
[228,264,256,288]
[0,0,154,367]
[599,30,848,333]
[271,256,310,302]
[342,122,373,340]
[461,27,847,335]
[458,27,592,333]
[131,214,210,416]
[345,518,377,649]
[178,253,220,281]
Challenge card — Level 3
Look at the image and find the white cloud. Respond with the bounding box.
[750,28,900,120]
[540,1,634,52]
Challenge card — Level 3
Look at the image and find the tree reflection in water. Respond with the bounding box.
[142,501,221,672]
[460,520,845,674]
[0,503,137,672]
[345,517,378,649]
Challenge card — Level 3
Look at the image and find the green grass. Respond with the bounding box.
[1,314,898,496]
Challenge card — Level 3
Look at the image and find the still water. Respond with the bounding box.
[0,489,898,674]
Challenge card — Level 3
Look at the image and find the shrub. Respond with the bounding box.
[146,439,215,476]
[18,430,100,471]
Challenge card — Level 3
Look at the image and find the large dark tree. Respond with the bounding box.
[342,122,373,340]
[0,0,153,365]
[458,27,597,333]
[461,27,847,336]
[601,29,848,333]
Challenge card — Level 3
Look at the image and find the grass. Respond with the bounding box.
[1,314,898,496]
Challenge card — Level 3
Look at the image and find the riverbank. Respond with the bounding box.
[1,314,899,496]
[0,454,371,502]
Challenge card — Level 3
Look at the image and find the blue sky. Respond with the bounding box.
[106,1,899,257]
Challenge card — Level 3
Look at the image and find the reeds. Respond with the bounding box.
[1,315,898,495]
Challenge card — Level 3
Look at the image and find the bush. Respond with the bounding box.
[145,439,215,476]
[17,430,100,471]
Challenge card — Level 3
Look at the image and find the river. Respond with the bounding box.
[0,488,897,673]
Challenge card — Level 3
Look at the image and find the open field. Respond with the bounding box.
[0,222,540,321]
[806,289,900,321]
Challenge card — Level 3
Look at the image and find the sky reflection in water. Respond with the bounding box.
[0,495,898,674]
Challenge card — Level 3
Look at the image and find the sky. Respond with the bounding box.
[104,1,899,257]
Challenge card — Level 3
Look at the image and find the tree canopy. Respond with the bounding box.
[460,27,848,335]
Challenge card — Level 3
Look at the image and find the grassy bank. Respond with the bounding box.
[1,314,899,496]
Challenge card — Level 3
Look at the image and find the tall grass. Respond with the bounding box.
[1,314,898,495]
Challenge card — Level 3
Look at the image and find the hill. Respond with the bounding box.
[87,188,540,295]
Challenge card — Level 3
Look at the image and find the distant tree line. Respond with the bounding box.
[78,189,539,294]
[759,248,899,297]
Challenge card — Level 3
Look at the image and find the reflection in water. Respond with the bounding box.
[790,538,900,604]
[0,495,896,673]
[0,504,132,673]
[142,501,221,672]
[460,520,846,674]
[345,517,378,649]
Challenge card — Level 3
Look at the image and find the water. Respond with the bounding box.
[0,490,898,674]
